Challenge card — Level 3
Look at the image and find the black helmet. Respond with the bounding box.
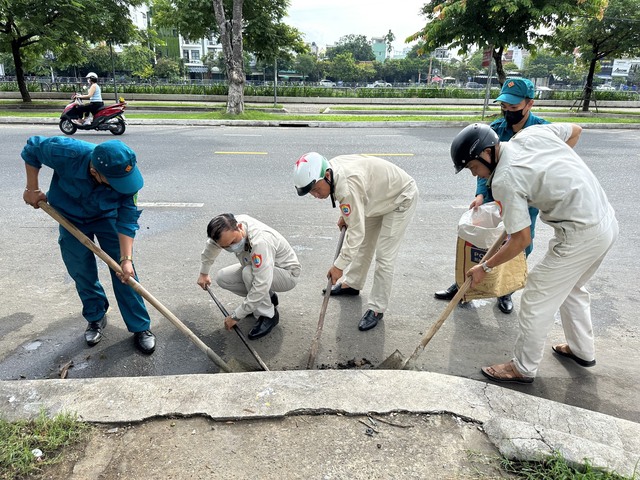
[450,123,499,173]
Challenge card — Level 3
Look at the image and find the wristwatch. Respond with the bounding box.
[481,262,493,273]
[230,311,238,320]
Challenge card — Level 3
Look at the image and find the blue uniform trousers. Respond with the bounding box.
[57,218,150,332]
[525,206,539,258]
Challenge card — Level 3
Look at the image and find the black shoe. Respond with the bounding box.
[133,330,156,354]
[434,283,458,300]
[84,316,107,346]
[270,291,279,307]
[497,293,513,314]
[322,283,360,296]
[248,310,280,340]
[358,309,383,331]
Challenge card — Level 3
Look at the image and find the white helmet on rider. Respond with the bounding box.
[86,72,98,81]
[293,152,329,196]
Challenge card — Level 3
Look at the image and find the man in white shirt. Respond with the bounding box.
[197,214,301,340]
[294,152,418,331]
[451,123,618,383]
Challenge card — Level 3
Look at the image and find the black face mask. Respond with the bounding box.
[503,108,526,126]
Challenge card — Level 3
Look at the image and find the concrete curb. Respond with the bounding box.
[1,370,639,476]
[1,116,639,130]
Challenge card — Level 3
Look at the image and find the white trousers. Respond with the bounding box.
[215,265,298,318]
[343,192,418,313]
[513,208,618,377]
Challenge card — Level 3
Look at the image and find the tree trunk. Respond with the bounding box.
[212,0,245,115]
[12,39,31,103]
[492,46,506,86]
[582,58,597,112]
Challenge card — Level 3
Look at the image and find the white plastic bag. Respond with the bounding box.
[457,202,504,249]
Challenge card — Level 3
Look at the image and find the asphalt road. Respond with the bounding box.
[1,124,638,423]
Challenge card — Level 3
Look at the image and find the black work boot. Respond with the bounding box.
[270,290,279,307]
[85,316,107,346]
[497,293,513,314]
[248,310,280,340]
[322,283,360,296]
[133,330,156,354]
[434,283,458,300]
[358,310,383,331]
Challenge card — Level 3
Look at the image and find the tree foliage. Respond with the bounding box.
[154,56,182,81]
[522,49,579,82]
[550,0,640,110]
[0,0,142,101]
[409,0,609,85]
[121,44,155,78]
[326,34,375,62]
[152,0,306,114]
[294,53,320,81]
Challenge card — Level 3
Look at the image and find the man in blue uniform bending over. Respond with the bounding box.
[22,137,156,354]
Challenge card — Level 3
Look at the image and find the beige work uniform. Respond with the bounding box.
[492,124,618,377]
[200,215,301,319]
[330,154,418,313]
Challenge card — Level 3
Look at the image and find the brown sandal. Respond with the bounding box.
[481,361,534,384]
[552,343,596,367]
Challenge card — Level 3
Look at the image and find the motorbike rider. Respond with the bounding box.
[72,72,103,126]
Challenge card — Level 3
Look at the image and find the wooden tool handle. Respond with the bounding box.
[306,226,347,369]
[38,201,234,373]
[403,230,508,369]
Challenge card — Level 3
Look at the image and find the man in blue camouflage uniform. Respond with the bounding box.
[22,137,156,354]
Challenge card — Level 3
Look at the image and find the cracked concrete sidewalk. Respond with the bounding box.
[1,370,639,478]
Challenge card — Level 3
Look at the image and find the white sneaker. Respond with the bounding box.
[83,118,92,125]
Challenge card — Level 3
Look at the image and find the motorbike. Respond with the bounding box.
[59,96,127,136]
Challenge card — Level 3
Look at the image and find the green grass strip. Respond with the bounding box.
[499,450,634,479]
[0,109,638,124]
[0,411,90,479]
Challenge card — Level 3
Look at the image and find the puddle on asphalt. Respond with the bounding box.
[23,340,43,351]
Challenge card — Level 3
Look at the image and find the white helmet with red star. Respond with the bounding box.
[293,152,329,196]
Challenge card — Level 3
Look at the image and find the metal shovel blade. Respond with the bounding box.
[375,349,406,370]
[376,231,508,370]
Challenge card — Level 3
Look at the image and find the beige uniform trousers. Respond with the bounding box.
[513,208,618,377]
[216,264,299,318]
[343,193,418,313]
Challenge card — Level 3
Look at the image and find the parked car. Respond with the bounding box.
[596,84,616,91]
[464,82,484,89]
[366,80,392,88]
[319,79,336,87]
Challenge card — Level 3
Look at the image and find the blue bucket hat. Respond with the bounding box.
[91,140,143,195]
[495,78,535,104]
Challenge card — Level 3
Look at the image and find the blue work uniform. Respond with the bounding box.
[476,113,550,256]
[21,136,150,332]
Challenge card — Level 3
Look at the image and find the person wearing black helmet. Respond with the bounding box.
[293,152,418,332]
[72,72,104,126]
[451,122,618,383]
[435,78,549,314]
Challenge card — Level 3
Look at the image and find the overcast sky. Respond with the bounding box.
[285,0,427,52]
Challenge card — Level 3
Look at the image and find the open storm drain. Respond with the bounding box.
[318,358,374,370]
